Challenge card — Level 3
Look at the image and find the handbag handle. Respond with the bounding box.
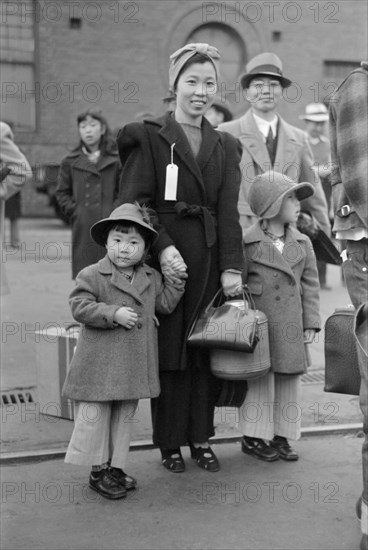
[204,285,256,315]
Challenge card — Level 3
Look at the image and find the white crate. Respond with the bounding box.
[35,325,79,420]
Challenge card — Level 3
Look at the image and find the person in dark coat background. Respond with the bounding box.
[117,43,244,474]
[56,109,121,279]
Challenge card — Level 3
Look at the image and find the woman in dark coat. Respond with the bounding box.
[56,109,121,279]
[117,43,244,473]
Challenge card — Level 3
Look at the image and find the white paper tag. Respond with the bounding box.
[164,163,178,200]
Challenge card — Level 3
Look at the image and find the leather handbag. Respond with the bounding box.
[324,306,361,396]
[187,287,259,352]
[210,310,271,380]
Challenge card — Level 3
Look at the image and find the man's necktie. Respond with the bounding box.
[266,126,276,166]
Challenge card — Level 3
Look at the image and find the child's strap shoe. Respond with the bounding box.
[109,467,138,490]
[89,469,127,499]
[270,436,299,461]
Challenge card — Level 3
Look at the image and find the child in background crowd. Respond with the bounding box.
[56,108,121,279]
[62,203,185,499]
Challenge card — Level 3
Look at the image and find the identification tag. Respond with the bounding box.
[164,143,178,201]
[164,163,178,200]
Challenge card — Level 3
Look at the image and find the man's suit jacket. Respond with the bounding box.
[219,110,330,235]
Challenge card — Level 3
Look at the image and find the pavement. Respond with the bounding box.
[0,218,365,550]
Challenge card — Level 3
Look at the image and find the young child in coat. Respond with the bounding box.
[238,171,321,462]
[62,203,186,499]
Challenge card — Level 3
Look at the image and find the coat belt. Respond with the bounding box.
[156,202,217,248]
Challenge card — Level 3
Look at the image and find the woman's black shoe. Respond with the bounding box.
[89,469,127,500]
[109,467,138,490]
[189,444,220,472]
[161,448,185,473]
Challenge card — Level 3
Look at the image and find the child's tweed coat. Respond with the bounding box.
[62,256,184,401]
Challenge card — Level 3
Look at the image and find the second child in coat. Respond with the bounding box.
[238,172,321,462]
[62,203,185,500]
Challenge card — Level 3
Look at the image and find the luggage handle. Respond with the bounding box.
[204,285,256,316]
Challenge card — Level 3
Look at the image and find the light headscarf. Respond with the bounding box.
[169,43,221,90]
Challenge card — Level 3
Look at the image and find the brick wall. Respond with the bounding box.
[11,0,367,217]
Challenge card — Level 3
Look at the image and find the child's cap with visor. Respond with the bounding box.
[90,203,158,247]
[248,171,315,219]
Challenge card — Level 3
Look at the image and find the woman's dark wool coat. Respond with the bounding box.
[56,149,121,278]
[117,113,243,372]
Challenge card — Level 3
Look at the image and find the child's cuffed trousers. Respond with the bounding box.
[65,400,138,469]
[238,372,301,441]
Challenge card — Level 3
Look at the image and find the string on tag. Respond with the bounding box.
[171,143,175,165]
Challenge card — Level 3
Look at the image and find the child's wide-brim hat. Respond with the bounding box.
[248,171,315,219]
[90,203,158,247]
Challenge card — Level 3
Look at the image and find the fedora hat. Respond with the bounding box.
[90,203,158,247]
[248,171,314,219]
[240,52,292,89]
[299,102,329,122]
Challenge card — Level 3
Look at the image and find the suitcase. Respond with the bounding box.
[324,306,361,396]
[35,324,79,419]
[210,314,271,380]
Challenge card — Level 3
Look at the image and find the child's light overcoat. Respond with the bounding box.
[62,256,184,401]
[243,222,321,375]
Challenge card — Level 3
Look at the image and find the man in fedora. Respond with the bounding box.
[218,52,330,237]
[300,102,333,289]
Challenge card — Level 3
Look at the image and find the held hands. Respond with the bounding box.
[303,329,317,344]
[221,272,243,297]
[160,245,188,286]
[113,307,138,330]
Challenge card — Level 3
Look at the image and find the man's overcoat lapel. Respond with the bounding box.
[274,119,302,170]
[238,110,270,169]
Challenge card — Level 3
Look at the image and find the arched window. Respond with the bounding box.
[186,23,246,92]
